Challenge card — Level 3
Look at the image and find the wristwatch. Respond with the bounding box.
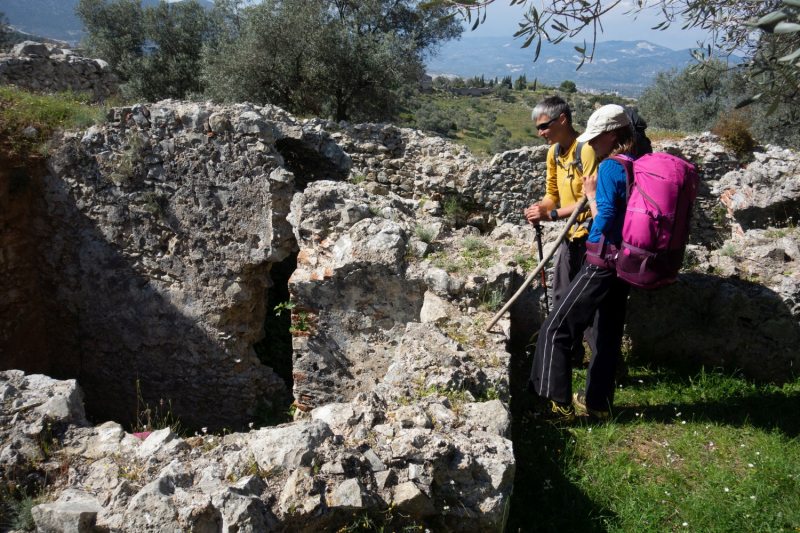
[550,209,559,221]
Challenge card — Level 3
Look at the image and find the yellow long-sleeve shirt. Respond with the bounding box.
[544,140,599,240]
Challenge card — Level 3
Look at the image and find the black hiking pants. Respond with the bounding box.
[530,263,630,411]
[552,236,597,360]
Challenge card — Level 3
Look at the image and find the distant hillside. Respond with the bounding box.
[426,36,738,97]
[2,0,214,44]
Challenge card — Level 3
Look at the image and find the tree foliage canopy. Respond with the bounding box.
[638,61,800,147]
[76,0,211,100]
[76,0,461,121]
[203,0,461,121]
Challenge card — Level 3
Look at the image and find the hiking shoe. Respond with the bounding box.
[542,401,576,424]
[572,390,610,422]
[523,394,552,419]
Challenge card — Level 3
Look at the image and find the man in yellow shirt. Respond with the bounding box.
[525,96,599,364]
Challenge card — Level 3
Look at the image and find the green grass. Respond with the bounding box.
[507,351,800,532]
[0,86,111,155]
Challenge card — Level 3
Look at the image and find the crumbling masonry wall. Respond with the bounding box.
[0,41,118,99]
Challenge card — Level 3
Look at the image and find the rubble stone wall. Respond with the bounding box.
[2,100,357,429]
[0,41,118,99]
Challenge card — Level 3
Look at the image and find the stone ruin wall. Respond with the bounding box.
[330,120,800,382]
[0,41,118,99]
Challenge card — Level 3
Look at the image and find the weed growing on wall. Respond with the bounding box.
[111,132,146,186]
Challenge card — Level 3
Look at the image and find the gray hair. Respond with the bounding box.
[531,96,572,125]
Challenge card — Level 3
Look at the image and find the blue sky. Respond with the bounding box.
[461,1,710,51]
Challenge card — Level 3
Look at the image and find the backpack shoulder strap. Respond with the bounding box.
[554,142,584,174]
[609,154,635,199]
[574,141,585,175]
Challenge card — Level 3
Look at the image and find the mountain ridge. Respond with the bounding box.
[426,36,736,97]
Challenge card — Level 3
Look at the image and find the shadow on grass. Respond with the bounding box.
[505,340,612,533]
[613,364,800,438]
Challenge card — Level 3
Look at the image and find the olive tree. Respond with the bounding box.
[76,0,213,100]
[202,0,462,122]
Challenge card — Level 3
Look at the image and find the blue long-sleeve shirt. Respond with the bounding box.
[587,158,630,244]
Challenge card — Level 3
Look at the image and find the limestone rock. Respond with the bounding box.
[31,490,103,533]
[460,400,511,437]
[419,290,456,323]
[246,420,332,472]
[120,477,182,532]
[328,478,371,510]
[392,481,436,515]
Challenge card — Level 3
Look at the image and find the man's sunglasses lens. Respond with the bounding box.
[537,117,558,131]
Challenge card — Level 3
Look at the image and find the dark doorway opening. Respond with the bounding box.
[253,251,298,390]
[275,138,349,191]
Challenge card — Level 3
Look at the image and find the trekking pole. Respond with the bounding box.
[485,196,589,332]
[533,223,550,313]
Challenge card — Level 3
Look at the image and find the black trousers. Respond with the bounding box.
[552,237,597,358]
[530,263,630,411]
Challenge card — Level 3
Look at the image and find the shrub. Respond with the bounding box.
[461,236,485,251]
[719,242,739,258]
[415,225,435,243]
[712,113,758,158]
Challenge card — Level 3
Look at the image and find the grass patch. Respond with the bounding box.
[0,489,36,531]
[507,351,800,532]
[415,224,436,243]
[719,242,739,258]
[0,86,109,155]
[646,128,690,143]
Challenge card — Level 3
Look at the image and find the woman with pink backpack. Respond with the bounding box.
[528,104,636,423]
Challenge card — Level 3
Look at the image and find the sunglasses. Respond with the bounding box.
[536,115,560,131]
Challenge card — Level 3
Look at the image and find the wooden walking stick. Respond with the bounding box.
[485,196,589,332]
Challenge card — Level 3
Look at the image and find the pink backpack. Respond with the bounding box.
[586,153,700,289]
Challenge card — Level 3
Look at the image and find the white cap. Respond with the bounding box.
[576,104,630,143]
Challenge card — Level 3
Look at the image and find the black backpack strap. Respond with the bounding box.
[555,142,584,174]
[574,141,585,175]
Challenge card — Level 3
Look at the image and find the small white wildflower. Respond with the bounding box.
[682,522,688,527]
[756,452,760,455]
[682,421,687,425]
[748,463,754,468]
[248,422,254,429]
[665,491,670,495]
[750,495,756,499]
[725,488,730,492]
[202,427,208,434]
[638,379,643,383]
